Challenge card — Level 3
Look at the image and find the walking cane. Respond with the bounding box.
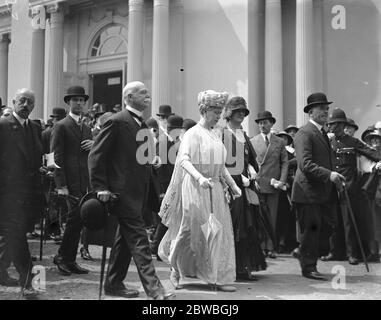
[342,184,369,272]
[99,205,108,301]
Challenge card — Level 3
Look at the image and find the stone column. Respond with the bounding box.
[30,9,45,119]
[46,4,64,116]
[248,0,265,136]
[127,0,144,83]
[296,0,314,127]
[0,34,10,106]
[265,0,283,130]
[151,0,169,116]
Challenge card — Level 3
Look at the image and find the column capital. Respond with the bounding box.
[46,2,63,14]
[153,0,169,8]
[129,0,144,14]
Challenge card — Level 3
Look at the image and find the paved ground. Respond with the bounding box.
[1,239,381,300]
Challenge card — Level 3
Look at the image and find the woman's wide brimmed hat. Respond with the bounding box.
[64,86,89,104]
[255,110,276,124]
[276,131,293,145]
[327,107,347,124]
[361,125,375,142]
[367,130,381,140]
[285,124,299,133]
[304,92,332,113]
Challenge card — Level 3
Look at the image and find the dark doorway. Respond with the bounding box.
[92,71,122,112]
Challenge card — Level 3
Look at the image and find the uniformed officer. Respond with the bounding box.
[322,108,381,265]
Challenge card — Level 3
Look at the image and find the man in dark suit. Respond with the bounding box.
[150,115,183,258]
[292,92,344,280]
[51,86,93,276]
[251,111,289,258]
[41,107,66,154]
[0,89,44,295]
[88,81,174,300]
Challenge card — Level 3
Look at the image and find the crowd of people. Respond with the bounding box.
[0,83,380,299]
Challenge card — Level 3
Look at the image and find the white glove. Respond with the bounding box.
[247,164,257,181]
[198,176,214,189]
[231,184,242,199]
[241,175,250,187]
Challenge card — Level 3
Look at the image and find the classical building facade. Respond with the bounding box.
[0,0,380,136]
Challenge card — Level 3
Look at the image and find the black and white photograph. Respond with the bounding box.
[0,0,380,307]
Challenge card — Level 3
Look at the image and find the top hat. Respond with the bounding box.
[64,86,89,104]
[79,192,107,231]
[276,131,293,146]
[224,96,250,119]
[156,105,174,117]
[50,107,67,119]
[304,92,333,113]
[285,124,299,133]
[255,110,276,124]
[167,115,183,130]
[345,118,359,131]
[182,118,197,131]
[327,107,347,124]
[146,117,159,129]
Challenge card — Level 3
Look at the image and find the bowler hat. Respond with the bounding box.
[167,115,183,130]
[255,110,276,124]
[64,86,89,104]
[285,124,299,133]
[276,131,293,146]
[304,92,332,113]
[79,192,107,231]
[182,118,197,131]
[345,118,358,131]
[327,107,347,124]
[50,107,66,119]
[156,105,174,117]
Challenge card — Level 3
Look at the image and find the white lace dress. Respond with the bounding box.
[158,123,236,286]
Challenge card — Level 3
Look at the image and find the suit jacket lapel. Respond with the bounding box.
[9,114,28,159]
[308,121,330,152]
[121,109,139,147]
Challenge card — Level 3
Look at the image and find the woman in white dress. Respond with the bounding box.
[158,90,241,292]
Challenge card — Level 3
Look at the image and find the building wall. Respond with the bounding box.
[322,0,381,137]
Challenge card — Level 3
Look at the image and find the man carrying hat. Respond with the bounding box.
[156,104,174,137]
[321,108,381,265]
[291,93,347,280]
[88,81,174,300]
[251,111,289,259]
[51,86,93,276]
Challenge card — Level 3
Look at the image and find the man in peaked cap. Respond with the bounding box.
[321,108,381,265]
[51,85,93,276]
[291,92,345,280]
[251,110,289,259]
[344,118,358,137]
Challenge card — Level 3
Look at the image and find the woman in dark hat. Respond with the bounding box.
[275,131,297,253]
[221,96,267,280]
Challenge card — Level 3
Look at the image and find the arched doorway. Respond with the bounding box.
[87,23,128,112]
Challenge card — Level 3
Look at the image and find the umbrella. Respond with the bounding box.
[201,187,222,290]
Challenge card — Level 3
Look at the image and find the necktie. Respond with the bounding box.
[321,128,330,147]
[265,135,269,148]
